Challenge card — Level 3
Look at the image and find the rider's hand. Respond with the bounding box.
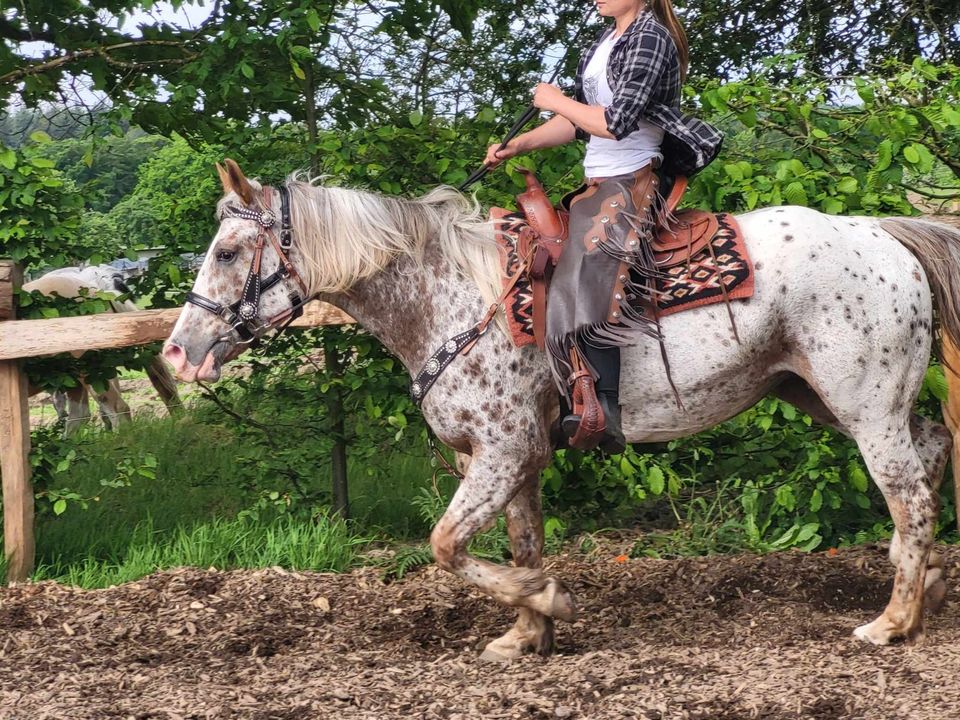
[484,139,522,169]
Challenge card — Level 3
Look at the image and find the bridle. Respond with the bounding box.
[185,185,310,345]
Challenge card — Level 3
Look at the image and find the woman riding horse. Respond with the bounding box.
[484,0,722,452]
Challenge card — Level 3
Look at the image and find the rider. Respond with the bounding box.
[484,0,722,453]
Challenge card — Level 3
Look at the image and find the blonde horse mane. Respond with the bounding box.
[282,177,504,310]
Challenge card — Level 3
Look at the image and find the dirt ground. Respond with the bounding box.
[1,542,959,720]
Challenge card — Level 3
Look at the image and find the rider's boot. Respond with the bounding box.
[561,345,625,454]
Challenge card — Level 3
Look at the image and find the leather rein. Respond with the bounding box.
[186,185,310,345]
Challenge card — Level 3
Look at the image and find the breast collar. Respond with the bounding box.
[185,185,311,344]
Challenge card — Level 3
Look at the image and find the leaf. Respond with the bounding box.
[408,110,423,127]
[903,145,920,163]
[875,140,892,171]
[240,62,254,80]
[724,163,744,181]
[53,498,67,515]
[306,8,321,32]
[795,522,820,544]
[647,466,665,495]
[291,61,306,80]
[925,365,948,402]
[849,464,869,493]
[810,488,823,512]
[783,181,808,206]
[0,147,15,169]
[837,177,858,194]
[822,198,843,214]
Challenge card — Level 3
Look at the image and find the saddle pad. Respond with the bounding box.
[492,210,536,345]
[493,211,754,348]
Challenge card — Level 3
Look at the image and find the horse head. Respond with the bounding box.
[163,159,308,382]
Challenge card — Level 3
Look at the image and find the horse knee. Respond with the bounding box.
[430,523,461,571]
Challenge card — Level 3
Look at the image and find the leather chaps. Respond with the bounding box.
[545,162,664,398]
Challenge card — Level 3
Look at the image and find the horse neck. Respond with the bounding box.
[327,240,488,373]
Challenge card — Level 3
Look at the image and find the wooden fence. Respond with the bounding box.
[0,260,352,582]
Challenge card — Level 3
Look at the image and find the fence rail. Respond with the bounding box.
[0,259,353,582]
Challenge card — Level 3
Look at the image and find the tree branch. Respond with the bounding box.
[0,40,191,86]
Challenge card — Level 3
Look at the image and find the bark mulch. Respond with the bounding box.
[1,542,959,719]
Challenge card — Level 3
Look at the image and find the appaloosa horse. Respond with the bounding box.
[164,159,955,659]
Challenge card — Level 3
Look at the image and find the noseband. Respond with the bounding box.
[186,185,310,344]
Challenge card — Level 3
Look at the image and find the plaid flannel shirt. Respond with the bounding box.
[572,10,722,177]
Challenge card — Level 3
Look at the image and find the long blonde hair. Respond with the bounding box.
[649,0,689,81]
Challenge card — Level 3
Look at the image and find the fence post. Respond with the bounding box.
[0,260,34,582]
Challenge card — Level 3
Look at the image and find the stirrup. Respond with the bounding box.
[565,349,606,451]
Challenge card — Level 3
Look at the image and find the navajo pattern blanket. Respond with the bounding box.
[494,212,754,348]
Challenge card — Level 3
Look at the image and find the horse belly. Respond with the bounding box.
[618,206,835,442]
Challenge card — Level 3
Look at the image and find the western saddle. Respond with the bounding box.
[498,168,718,350]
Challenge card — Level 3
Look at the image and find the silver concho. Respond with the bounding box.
[238,302,257,320]
[259,210,276,228]
[425,358,440,375]
[411,382,422,397]
[444,339,458,353]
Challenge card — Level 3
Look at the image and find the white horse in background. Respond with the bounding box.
[24,265,181,435]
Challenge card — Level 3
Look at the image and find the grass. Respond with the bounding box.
[32,514,367,588]
[19,410,442,588]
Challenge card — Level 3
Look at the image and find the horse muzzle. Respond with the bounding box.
[162,340,232,383]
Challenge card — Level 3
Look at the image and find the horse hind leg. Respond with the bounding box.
[775,378,947,616]
[887,414,951,612]
[480,474,555,661]
[851,421,939,645]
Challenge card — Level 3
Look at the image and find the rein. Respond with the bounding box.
[411,258,529,406]
[186,186,311,346]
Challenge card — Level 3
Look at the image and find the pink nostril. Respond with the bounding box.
[162,342,187,373]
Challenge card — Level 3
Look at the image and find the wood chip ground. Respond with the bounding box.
[1,543,959,719]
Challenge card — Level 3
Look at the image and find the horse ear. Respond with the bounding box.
[222,158,254,205]
[215,162,231,194]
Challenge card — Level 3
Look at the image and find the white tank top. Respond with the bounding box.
[582,31,664,178]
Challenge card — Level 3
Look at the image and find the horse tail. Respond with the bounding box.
[880,217,960,354]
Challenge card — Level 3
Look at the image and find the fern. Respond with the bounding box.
[379,544,434,581]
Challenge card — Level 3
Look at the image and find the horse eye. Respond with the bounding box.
[216,250,236,263]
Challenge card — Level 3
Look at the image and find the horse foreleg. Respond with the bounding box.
[480,475,555,661]
[853,422,939,645]
[95,379,131,429]
[430,450,577,647]
[62,385,91,437]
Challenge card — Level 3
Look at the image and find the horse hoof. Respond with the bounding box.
[926,578,947,614]
[853,615,924,645]
[853,618,894,645]
[546,578,578,623]
[480,643,524,663]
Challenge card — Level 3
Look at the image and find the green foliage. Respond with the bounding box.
[12,51,960,567]
[688,58,960,216]
[379,544,434,581]
[0,135,84,269]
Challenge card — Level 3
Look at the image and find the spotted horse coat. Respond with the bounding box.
[166,165,955,660]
